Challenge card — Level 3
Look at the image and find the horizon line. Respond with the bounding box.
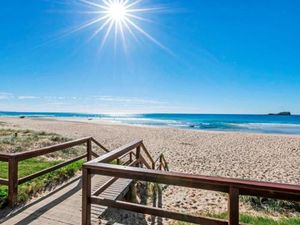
[0,110,298,116]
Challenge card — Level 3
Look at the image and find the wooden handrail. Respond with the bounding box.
[18,154,87,184]
[160,154,169,171]
[154,153,168,171]
[86,163,300,201]
[87,139,143,164]
[0,178,9,186]
[138,155,152,169]
[140,143,155,166]
[91,151,100,158]
[0,153,12,161]
[0,136,109,207]
[82,155,300,225]
[91,197,229,225]
[91,137,109,153]
[14,137,91,161]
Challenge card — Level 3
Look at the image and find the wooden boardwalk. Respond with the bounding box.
[2,175,132,225]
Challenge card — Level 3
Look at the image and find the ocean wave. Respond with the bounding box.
[1,111,300,134]
[100,116,182,126]
[234,123,300,128]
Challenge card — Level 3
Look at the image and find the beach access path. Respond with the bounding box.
[2,175,132,225]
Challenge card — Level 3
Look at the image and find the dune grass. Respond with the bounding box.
[0,158,63,179]
[175,212,300,225]
[241,196,300,215]
[0,127,85,208]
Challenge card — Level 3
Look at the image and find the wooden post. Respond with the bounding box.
[228,186,239,225]
[159,156,163,170]
[129,152,133,163]
[136,146,141,167]
[87,138,92,162]
[82,167,91,225]
[8,157,18,207]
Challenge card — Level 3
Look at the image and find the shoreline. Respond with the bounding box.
[2,116,300,138]
[2,112,300,135]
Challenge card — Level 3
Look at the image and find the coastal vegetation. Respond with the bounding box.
[241,196,300,214]
[0,125,84,208]
[175,213,300,225]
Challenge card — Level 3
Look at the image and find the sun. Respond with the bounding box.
[72,0,169,52]
[107,2,127,21]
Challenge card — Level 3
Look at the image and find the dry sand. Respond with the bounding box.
[1,117,299,220]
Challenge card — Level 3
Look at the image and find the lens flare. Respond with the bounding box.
[73,0,169,52]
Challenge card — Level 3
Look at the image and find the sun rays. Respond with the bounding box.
[71,0,169,52]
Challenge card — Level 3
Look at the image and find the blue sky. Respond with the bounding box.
[0,0,299,114]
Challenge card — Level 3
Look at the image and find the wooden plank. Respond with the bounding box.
[91,197,228,225]
[3,175,131,225]
[92,177,119,196]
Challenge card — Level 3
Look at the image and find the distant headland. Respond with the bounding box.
[268,112,291,116]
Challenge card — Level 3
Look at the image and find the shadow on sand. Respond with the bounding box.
[101,182,165,225]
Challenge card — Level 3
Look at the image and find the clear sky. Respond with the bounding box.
[0,0,299,114]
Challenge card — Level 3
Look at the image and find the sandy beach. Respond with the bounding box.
[1,116,299,219]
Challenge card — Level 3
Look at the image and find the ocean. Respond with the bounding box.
[1,111,300,135]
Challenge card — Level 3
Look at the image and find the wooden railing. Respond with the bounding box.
[0,136,109,207]
[82,140,300,225]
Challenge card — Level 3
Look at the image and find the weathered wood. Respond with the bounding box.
[87,138,92,161]
[82,168,91,225]
[0,154,11,161]
[91,151,99,158]
[229,187,239,225]
[140,143,155,168]
[91,137,109,152]
[139,155,152,169]
[0,178,9,186]
[3,175,132,225]
[18,154,87,184]
[86,163,300,201]
[91,197,228,225]
[160,154,169,171]
[87,140,143,164]
[8,157,18,207]
[93,177,119,196]
[0,137,108,210]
